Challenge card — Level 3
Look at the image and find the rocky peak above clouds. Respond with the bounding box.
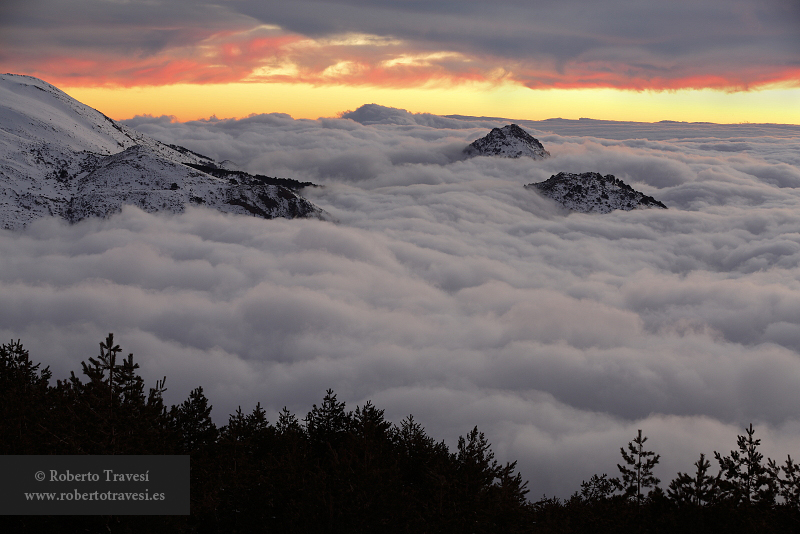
[464,124,550,159]
[0,73,324,229]
[526,172,667,214]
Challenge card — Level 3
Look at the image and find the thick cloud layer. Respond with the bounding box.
[2,0,798,90]
[4,110,800,497]
[234,0,800,89]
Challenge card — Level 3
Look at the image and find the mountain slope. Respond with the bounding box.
[526,172,667,214]
[0,74,323,229]
[464,124,550,159]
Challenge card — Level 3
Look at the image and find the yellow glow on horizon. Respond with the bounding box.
[61,81,800,125]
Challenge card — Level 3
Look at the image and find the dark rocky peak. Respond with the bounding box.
[526,172,667,214]
[464,124,550,159]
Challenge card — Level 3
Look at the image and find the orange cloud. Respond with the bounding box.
[7,22,799,94]
[511,61,800,92]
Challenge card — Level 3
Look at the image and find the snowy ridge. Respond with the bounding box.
[0,74,323,229]
[526,172,667,214]
[0,74,214,163]
[464,124,550,159]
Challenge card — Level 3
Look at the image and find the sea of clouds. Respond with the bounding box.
[3,105,800,497]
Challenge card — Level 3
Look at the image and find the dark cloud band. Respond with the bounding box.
[1,0,797,89]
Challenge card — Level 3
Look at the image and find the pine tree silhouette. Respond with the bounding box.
[616,429,660,506]
[304,388,351,444]
[173,386,217,452]
[580,474,617,502]
[668,453,719,506]
[0,339,52,453]
[714,423,778,506]
[774,455,800,508]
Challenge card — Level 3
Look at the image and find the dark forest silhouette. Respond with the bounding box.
[2,336,799,533]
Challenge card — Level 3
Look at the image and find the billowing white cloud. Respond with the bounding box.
[4,110,800,497]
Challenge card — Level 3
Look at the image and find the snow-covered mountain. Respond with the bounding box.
[0,74,323,229]
[464,124,550,159]
[526,172,667,214]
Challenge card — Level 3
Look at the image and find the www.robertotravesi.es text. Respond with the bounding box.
[25,489,165,502]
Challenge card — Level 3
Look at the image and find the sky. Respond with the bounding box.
[1,0,799,123]
[3,102,800,497]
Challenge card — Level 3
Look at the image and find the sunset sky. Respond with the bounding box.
[1,0,798,123]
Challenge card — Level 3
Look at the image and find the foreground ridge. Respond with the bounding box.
[527,171,668,213]
[1,336,532,532]
[4,337,800,532]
